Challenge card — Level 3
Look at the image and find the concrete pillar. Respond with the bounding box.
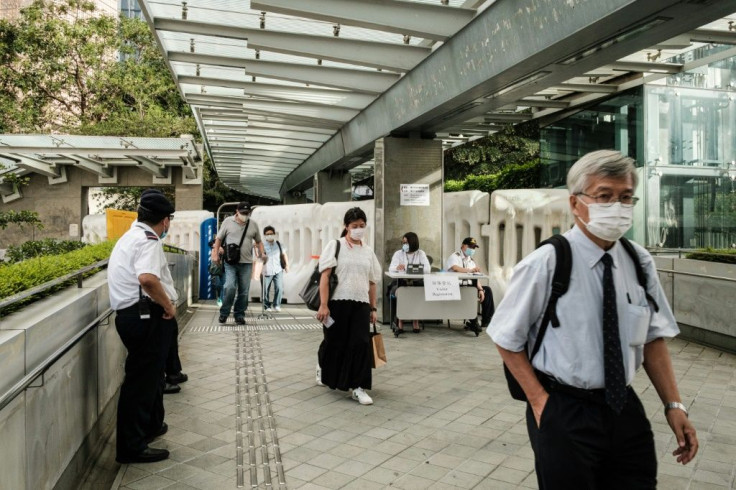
[314,171,352,204]
[373,136,443,322]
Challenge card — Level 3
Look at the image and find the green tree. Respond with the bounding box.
[444,123,541,192]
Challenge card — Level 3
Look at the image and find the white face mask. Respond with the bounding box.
[402,243,410,253]
[265,234,275,242]
[578,201,633,242]
[349,227,366,241]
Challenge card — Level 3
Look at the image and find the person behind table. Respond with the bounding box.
[444,236,494,333]
[490,150,698,487]
[108,188,176,464]
[210,201,264,325]
[262,225,289,312]
[315,207,381,405]
[388,231,431,333]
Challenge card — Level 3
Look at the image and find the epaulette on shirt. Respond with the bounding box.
[143,230,159,241]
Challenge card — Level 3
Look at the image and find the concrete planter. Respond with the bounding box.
[653,256,736,353]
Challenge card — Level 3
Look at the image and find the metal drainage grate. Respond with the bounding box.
[188,323,322,333]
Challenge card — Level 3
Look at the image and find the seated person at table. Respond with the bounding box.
[444,236,494,333]
[389,232,431,334]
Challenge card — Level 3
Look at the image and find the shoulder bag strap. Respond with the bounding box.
[618,237,659,312]
[529,235,572,361]
[236,219,250,249]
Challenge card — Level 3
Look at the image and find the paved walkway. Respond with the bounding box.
[112,302,736,489]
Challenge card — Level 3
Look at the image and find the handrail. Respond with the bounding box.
[0,258,109,311]
[0,307,114,412]
[655,267,736,284]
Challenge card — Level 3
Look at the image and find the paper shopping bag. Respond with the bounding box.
[371,323,387,368]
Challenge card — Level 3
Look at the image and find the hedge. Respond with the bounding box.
[0,241,115,302]
[4,238,87,263]
[444,159,542,194]
[685,248,736,265]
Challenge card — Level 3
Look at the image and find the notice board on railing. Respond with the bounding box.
[106,209,137,240]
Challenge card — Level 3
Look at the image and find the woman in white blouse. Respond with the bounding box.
[315,207,381,406]
[388,232,431,334]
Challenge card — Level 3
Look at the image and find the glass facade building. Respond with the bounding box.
[541,47,736,250]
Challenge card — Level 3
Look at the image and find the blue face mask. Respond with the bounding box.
[402,244,410,253]
[464,248,475,257]
[160,228,168,240]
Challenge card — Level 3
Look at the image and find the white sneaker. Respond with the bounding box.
[274,306,281,312]
[265,307,272,312]
[316,365,324,386]
[351,388,373,405]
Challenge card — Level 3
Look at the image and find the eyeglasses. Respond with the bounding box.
[168,214,175,221]
[576,192,640,207]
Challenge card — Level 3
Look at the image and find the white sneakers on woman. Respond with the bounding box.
[351,388,373,405]
[316,365,324,386]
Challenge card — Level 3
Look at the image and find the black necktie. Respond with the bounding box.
[601,253,627,413]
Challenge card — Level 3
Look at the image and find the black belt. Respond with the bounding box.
[537,371,617,404]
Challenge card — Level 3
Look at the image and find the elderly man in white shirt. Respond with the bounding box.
[489,150,698,488]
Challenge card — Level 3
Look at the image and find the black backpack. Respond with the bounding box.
[503,235,659,401]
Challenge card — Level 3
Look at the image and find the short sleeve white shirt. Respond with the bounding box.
[488,225,679,389]
[263,240,284,276]
[445,251,477,271]
[319,237,381,304]
[388,249,431,272]
[108,223,177,310]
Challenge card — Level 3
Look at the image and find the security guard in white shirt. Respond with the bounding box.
[445,236,494,334]
[108,189,177,464]
[490,151,698,488]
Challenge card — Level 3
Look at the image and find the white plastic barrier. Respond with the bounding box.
[82,210,214,252]
[443,191,491,274]
[487,189,574,299]
[249,202,375,304]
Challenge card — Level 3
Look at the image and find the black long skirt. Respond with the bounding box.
[318,299,372,391]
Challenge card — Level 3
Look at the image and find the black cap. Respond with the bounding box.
[462,237,479,248]
[139,188,174,218]
[237,201,251,212]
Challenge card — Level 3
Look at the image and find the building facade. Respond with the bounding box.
[541,44,736,250]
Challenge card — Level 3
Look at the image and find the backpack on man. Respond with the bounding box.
[503,235,659,401]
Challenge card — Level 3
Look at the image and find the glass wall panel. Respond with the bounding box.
[540,89,644,189]
[643,85,736,248]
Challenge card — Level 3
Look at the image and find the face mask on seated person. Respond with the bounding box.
[464,248,475,257]
[578,201,633,242]
[402,244,410,253]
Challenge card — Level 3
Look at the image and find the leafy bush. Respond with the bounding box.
[444,159,542,194]
[0,210,43,230]
[0,241,115,306]
[444,179,465,192]
[5,238,87,263]
[685,248,736,265]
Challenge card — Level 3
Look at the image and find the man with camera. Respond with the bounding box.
[211,202,265,325]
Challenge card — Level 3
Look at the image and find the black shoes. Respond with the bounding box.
[116,447,170,464]
[235,317,245,325]
[219,315,227,323]
[166,372,188,384]
[146,422,168,443]
[163,382,181,394]
[464,320,481,336]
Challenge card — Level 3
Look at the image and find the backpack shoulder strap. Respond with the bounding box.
[529,235,572,360]
[334,239,341,259]
[618,237,659,312]
[277,241,282,254]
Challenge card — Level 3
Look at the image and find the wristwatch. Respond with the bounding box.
[664,401,688,417]
[370,307,377,312]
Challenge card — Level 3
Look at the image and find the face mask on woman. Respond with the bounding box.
[402,243,410,253]
[464,248,475,257]
[349,227,366,241]
[578,201,633,242]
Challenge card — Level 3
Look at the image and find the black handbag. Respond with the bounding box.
[224,219,250,265]
[299,239,340,311]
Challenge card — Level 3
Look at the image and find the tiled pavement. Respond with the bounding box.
[112,302,736,489]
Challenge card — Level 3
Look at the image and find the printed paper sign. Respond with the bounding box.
[424,275,461,301]
[400,184,430,206]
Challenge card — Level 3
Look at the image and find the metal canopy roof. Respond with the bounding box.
[140,0,736,201]
[0,135,202,197]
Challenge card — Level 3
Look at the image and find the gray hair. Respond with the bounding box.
[566,150,638,195]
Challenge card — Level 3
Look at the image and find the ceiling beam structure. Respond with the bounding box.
[279,0,736,194]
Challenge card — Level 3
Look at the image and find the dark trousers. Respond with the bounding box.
[115,302,175,458]
[526,387,657,489]
[165,321,182,377]
[478,285,494,326]
[318,300,372,391]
